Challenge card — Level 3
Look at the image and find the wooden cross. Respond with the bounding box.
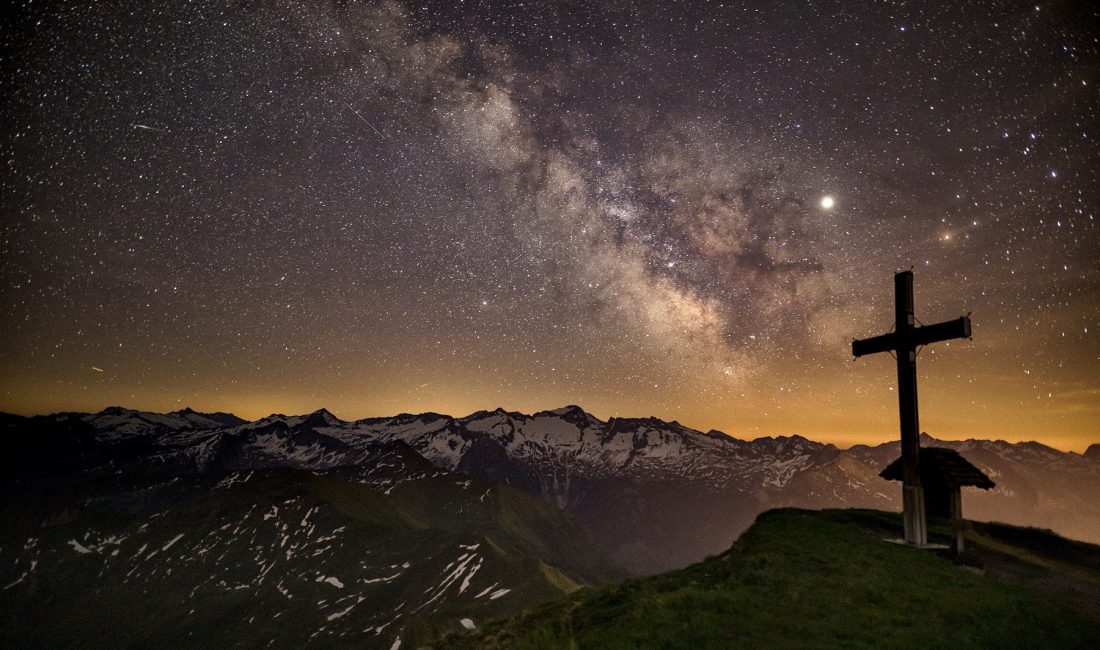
[852,270,971,546]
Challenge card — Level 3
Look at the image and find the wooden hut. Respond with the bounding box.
[880,447,995,553]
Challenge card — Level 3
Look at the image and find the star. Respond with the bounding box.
[0,0,1094,452]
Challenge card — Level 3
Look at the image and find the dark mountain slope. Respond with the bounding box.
[0,444,619,649]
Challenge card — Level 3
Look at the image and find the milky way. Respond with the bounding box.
[2,1,1097,449]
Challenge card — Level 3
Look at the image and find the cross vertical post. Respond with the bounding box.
[893,271,926,545]
[852,270,971,547]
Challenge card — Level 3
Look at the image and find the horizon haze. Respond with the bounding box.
[6,402,1096,455]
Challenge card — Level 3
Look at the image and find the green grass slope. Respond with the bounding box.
[439,509,1100,648]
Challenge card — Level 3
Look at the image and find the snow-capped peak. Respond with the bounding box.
[301,408,344,428]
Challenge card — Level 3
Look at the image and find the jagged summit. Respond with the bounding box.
[247,413,297,428]
[169,407,248,428]
[101,405,133,416]
[301,408,343,427]
[748,434,832,454]
[379,411,450,425]
[535,405,602,428]
[542,404,591,418]
[459,407,527,423]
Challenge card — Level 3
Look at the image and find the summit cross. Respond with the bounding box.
[852,270,972,546]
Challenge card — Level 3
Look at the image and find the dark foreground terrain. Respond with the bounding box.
[440,508,1100,648]
[0,447,619,649]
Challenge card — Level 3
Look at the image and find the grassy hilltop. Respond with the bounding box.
[439,508,1100,648]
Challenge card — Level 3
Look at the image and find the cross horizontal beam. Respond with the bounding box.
[852,332,897,357]
[910,316,971,347]
[852,316,971,357]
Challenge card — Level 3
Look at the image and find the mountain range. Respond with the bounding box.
[2,405,1098,646]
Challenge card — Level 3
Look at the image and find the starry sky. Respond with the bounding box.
[2,1,1097,451]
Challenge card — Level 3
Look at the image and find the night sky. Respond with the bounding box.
[3,1,1097,451]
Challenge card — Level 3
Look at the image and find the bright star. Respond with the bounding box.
[820,195,835,209]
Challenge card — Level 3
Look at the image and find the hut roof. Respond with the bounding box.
[880,447,995,490]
